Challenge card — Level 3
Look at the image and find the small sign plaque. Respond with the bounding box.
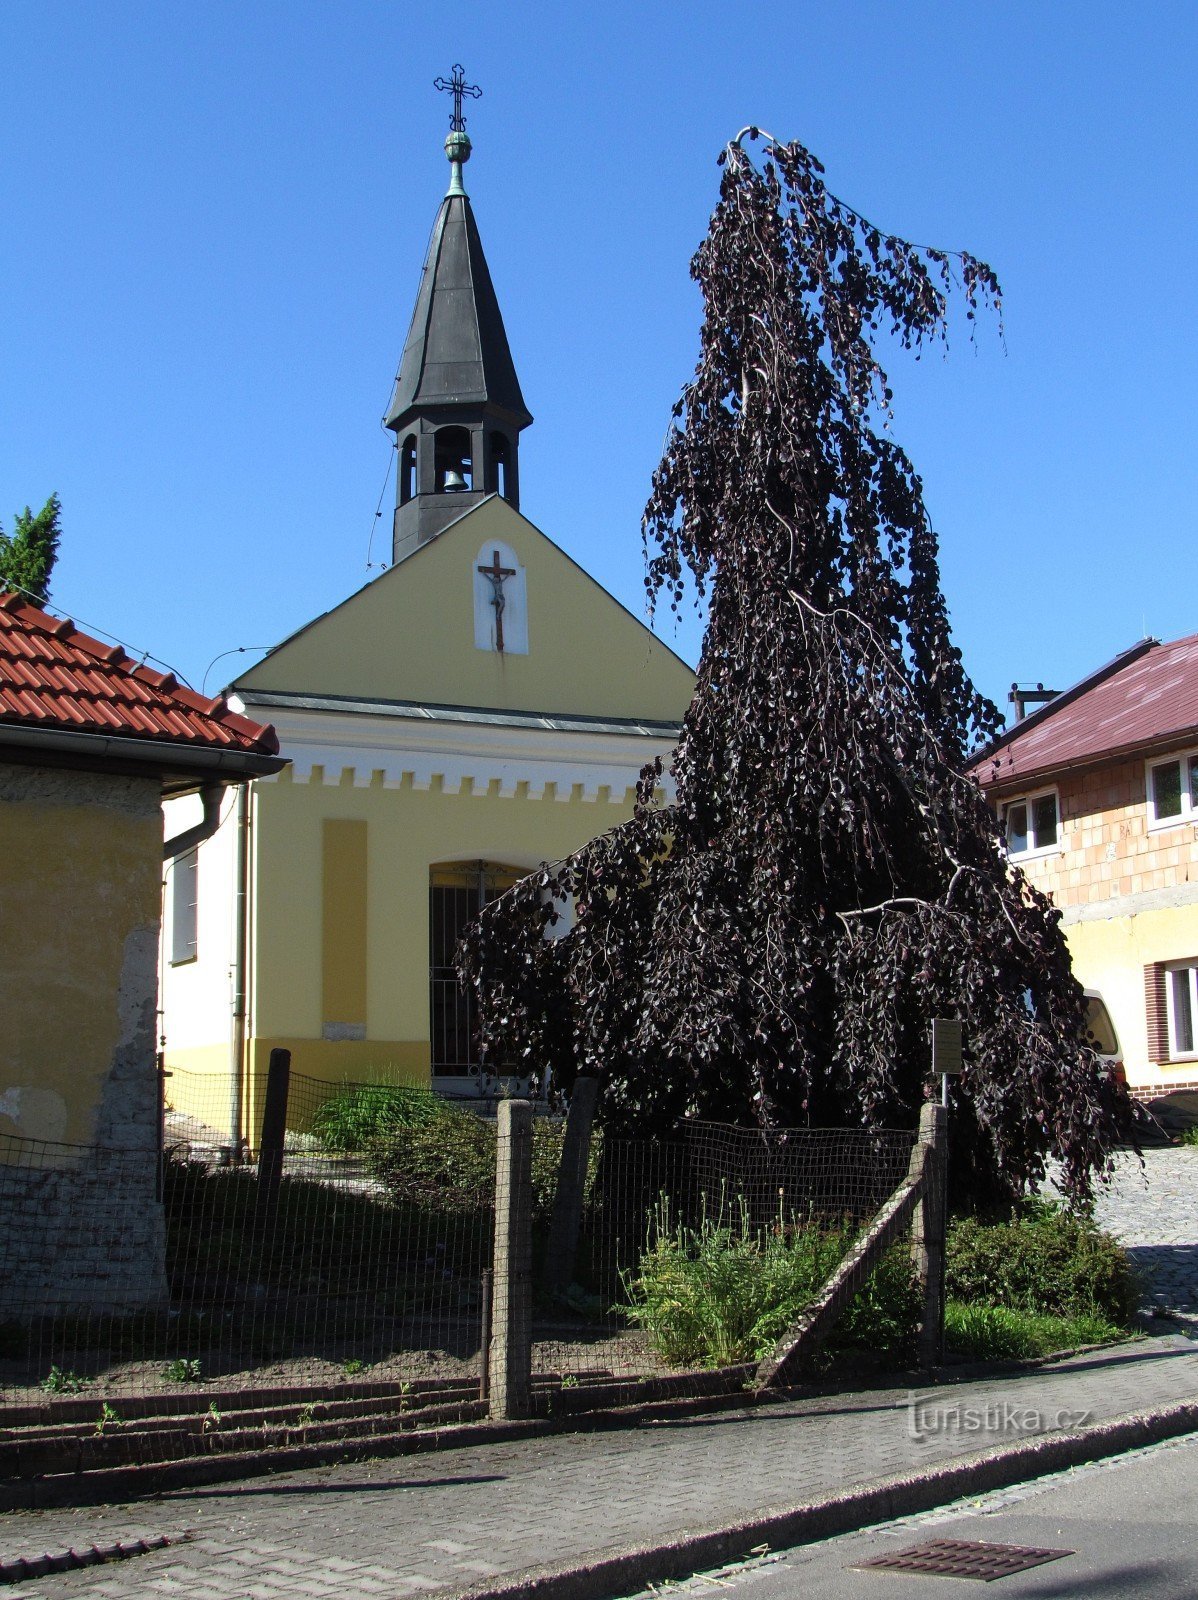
[931,1017,964,1076]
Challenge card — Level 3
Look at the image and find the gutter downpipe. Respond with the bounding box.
[163,782,224,862]
[229,783,251,1160]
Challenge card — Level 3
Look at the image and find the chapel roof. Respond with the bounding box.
[969,632,1198,792]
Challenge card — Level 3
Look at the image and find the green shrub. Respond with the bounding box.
[945,1207,1137,1324]
[620,1200,919,1369]
[1179,1125,1198,1148]
[366,1101,569,1216]
[311,1083,444,1152]
[945,1301,1125,1361]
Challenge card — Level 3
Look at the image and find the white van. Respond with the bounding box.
[1083,989,1125,1082]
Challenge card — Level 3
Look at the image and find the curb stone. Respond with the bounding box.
[442,1399,1198,1600]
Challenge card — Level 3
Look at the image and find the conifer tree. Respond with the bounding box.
[0,494,61,607]
[461,133,1130,1202]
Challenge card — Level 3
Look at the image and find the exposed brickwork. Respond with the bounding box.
[1012,756,1198,911]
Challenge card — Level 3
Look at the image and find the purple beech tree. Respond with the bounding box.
[461,131,1131,1203]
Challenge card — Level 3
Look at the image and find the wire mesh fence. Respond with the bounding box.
[528,1123,919,1390]
[1,1066,920,1441]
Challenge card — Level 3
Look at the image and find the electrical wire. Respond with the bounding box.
[0,577,198,690]
[365,436,398,574]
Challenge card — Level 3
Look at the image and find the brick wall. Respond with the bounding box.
[0,1142,167,1316]
[1013,755,1198,911]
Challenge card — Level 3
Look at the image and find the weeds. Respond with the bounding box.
[620,1196,918,1369]
[41,1365,85,1394]
[94,1403,122,1436]
[163,1357,203,1384]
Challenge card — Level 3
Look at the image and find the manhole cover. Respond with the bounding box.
[854,1538,1073,1581]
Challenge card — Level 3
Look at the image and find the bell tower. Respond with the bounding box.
[385,68,533,564]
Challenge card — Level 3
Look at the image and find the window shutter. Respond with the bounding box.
[1144,963,1169,1062]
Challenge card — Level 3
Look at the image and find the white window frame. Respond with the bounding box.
[1158,960,1196,1062]
[1145,746,1198,832]
[169,848,199,966]
[1001,786,1063,861]
[1165,961,1198,1061]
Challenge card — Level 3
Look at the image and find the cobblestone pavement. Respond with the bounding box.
[2,1335,1196,1600]
[1092,1148,1198,1314]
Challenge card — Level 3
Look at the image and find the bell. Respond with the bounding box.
[443,469,468,492]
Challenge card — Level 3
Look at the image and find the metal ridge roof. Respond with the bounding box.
[234,688,682,739]
[0,592,281,758]
[968,631,1198,790]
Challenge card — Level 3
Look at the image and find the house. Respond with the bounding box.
[0,592,284,1309]
[158,113,695,1148]
[969,632,1198,1097]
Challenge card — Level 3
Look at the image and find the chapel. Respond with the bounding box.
[159,82,694,1143]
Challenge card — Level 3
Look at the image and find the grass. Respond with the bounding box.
[945,1301,1128,1361]
[310,1083,445,1152]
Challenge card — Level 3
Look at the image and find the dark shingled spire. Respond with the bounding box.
[385,109,532,562]
[384,195,531,431]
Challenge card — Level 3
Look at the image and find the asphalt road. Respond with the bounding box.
[647,1431,1198,1599]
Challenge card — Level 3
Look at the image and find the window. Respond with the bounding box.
[1002,789,1060,858]
[1167,963,1198,1059]
[1147,748,1198,829]
[170,849,198,965]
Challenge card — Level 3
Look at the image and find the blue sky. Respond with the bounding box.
[3,1,1195,715]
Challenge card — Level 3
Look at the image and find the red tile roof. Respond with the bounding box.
[970,632,1198,792]
[0,592,280,756]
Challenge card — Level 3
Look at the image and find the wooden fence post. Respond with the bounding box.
[912,1100,947,1368]
[489,1099,533,1420]
[542,1070,600,1295]
[256,1047,291,1214]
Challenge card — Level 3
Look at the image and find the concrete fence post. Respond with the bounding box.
[489,1098,534,1419]
[542,1070,600,1296]
[912,1100,947,1368]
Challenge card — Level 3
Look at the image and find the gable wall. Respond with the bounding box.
[236,497,695,724]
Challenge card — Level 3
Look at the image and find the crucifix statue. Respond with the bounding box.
[433,64,482,132]
[478,548,517,653]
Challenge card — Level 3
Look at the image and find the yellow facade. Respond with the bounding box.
[0,767,162,1147]
[160,496,695,1145]
[1065,906,1198,1090]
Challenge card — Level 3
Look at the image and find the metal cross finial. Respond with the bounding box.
[434,64,482,133]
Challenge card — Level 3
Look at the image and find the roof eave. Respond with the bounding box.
[0,722,288,789]
[974,722,1198,796]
